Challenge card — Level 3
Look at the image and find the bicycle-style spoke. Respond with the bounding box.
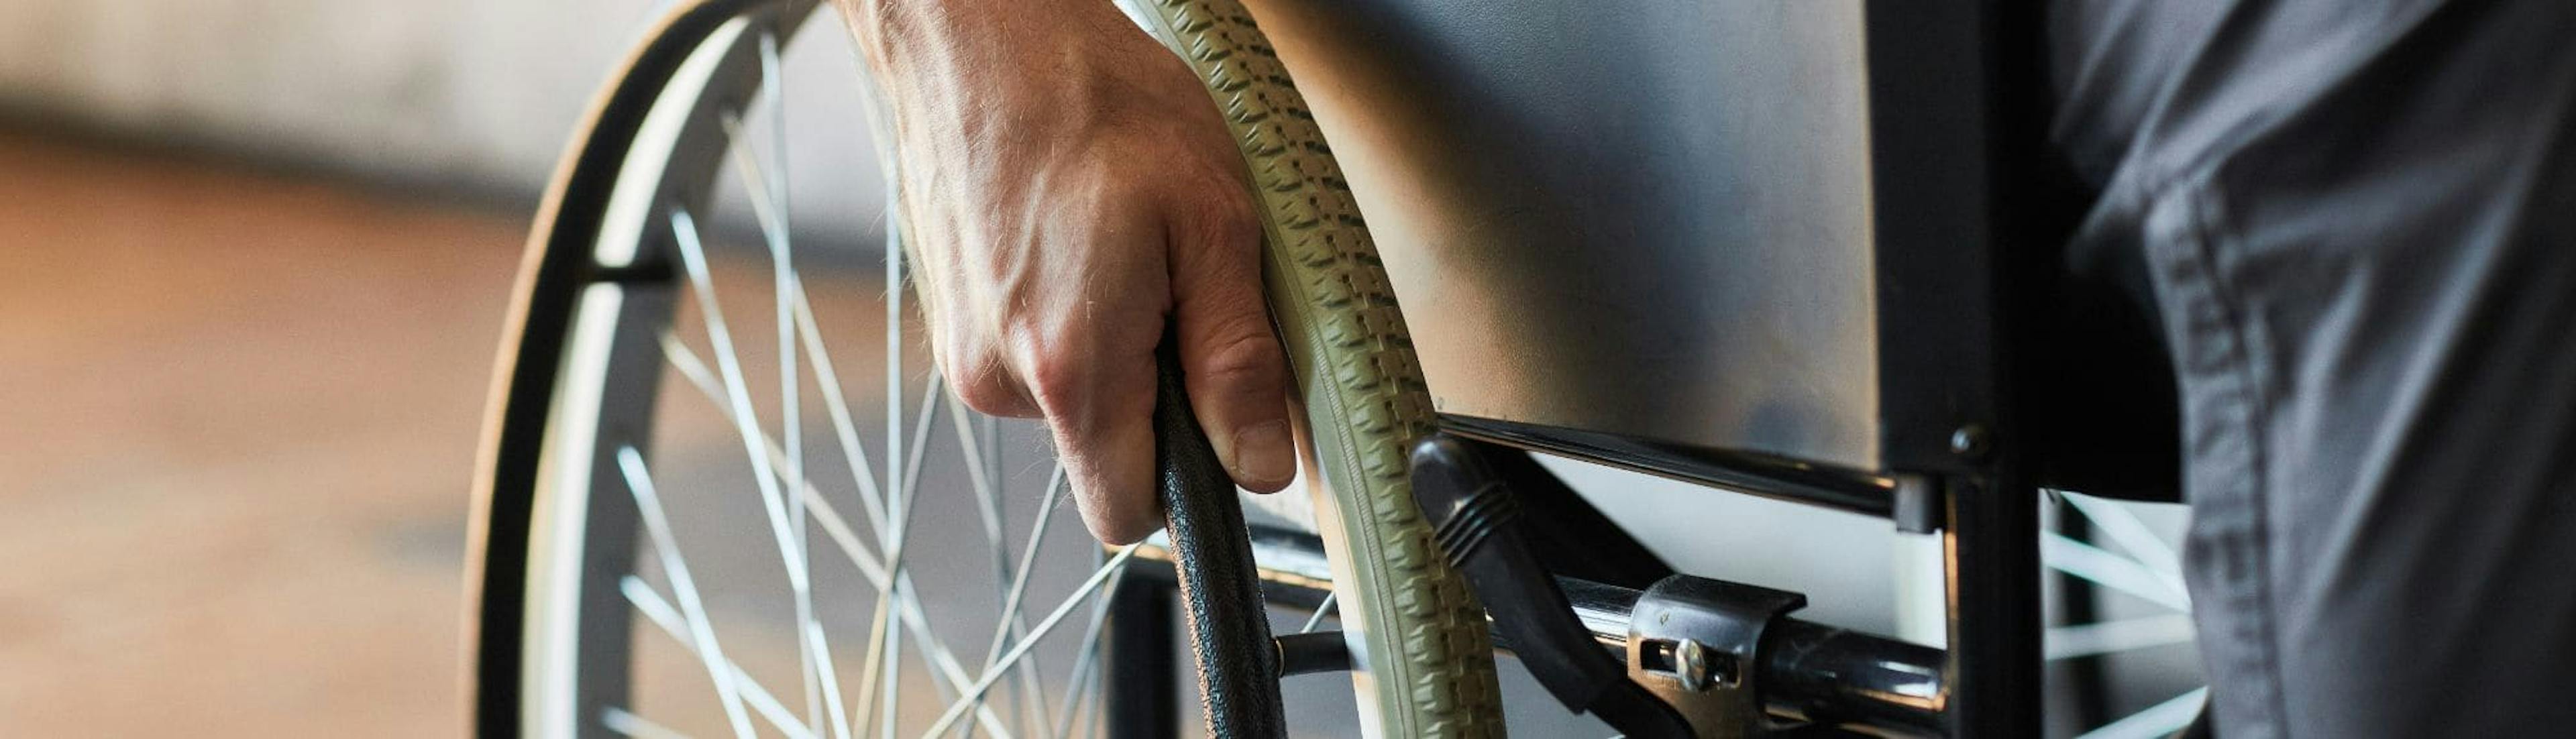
[2039,493,2201,736]
[659,335,1018,737]
[663,333,900,580]
[621,576,819,739]
[616,448,758,739]
[965,467,1069,737]
[712,29,829,736]
[867,370,948,738]
[1300,591,1338,634]
[790,281,890,542]
[923,546,1140,736]
[1049,549,1120,739]
[670,208,847,730]
[879,219,906,739]
[2041,531,2192,612]
[604,707,696,739]
[948,394,1054,736]
[2045,614,2198,661]
[669,209,808,589]
[807,622,856,739]
[865,365,948,736]
[2054,491,2188,598]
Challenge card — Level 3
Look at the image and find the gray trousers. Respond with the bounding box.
[2048,1,2576,735]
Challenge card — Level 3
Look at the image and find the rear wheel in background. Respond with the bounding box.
[464,0,1505,736]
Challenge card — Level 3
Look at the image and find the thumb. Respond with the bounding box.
[1168,201,1297,493]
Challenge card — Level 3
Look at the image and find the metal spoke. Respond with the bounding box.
[810,622,856,739]
[665,334,898,583]
[763,38,828,736]
[621,578,819,739]
[2041,531,2193,612]
[880,220,906,739]
[667,209,813,591]
[949,395,1052,736]
[790,280,890,541]
[2045,614,2198,660]
[2054,491,2188,598]
[603,707,696,739]
[966,467,1069,738]
[714,30,827,736]
[661,336,1014,736]
[669,209,844,730]
[1300,591,1338,634]
[616,449,757,739]
[924,547,1140,736]
[951,396,1012,593]
[867,369,946,738]
[854,368,970,735]
[1049,549,1121,739]
[846,594,891,735]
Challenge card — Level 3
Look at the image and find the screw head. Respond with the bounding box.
[1948,424,1992,459]
[1673,638,1712,692]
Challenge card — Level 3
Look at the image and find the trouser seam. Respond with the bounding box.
[2176,176,2293,738]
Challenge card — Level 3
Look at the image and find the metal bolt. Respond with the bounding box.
[1672,638,1712,692]
[1948,424,1992,459]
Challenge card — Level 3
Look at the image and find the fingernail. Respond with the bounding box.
[1232,419,1295,486]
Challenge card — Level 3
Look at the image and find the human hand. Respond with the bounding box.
[842,0,1292,544]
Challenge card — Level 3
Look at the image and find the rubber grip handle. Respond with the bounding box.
[1154,343,1287,738]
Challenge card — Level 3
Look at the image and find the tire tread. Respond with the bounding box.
[1145,1,1505,735]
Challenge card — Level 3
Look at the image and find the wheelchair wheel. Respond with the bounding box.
[464,0,1503,735]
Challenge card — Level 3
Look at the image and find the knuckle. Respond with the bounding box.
[1186,190,1260,247]
[947,361,1029,418]
[1019,345,1090,415]
[937,334,1032,417]
[951,375,1026,417]
[1194,324,1285,388]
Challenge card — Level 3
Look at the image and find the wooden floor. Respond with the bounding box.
[0,132,521,736]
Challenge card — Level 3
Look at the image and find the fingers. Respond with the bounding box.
[1027,338,1163,545]
[1169,195,1297,493]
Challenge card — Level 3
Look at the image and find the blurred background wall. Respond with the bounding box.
[0,0,640,193]
[0,0,887,241]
